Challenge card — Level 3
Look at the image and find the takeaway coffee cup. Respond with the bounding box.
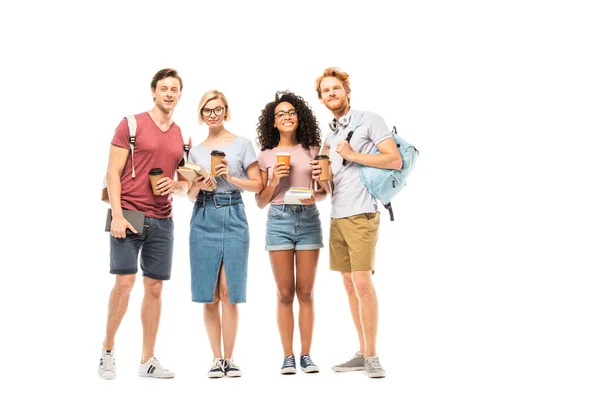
[276,152,291,167]
[149,168,164,195]
[314,155,331,181]
[211,150,226,176]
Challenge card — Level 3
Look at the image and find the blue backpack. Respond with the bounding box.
[347,115,419,221]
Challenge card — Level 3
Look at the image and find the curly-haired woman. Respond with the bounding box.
[256,91,326,374]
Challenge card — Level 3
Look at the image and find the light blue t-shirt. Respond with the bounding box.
[325,108,392,218]
[189,136,258,193]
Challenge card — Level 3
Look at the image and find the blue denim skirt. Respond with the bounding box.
[189,191,249,304]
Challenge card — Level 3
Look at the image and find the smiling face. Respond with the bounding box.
[152,77,181,113]
[273,101,298,136]
[201,98,228,128]
[319,76,349,115]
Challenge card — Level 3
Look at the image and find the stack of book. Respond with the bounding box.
[177,162,217,191]
[283,187,314,205]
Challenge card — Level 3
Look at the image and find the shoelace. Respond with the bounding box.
[343,352,363,364]
[366,357,382,370]
[211,359,223,370]
[102,354,115,369]
[226,359,239,370]
[301,355,315,366]
[283,356,295,368]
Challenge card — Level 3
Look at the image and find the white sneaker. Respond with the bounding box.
[99,350,116,380]
[138,357,175,379]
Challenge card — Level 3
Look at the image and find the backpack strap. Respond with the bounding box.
[182,133,191,163]
[125,115,137,179]
[342,113,363,166]
[383,202,395,222]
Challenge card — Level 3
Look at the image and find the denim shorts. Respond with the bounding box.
[265,204,323,251]
[110,215,174,280]
[190,191,249,304]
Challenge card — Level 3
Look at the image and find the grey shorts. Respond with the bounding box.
[109,215,174,280]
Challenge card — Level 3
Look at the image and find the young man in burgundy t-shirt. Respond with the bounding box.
[98,69,189,380]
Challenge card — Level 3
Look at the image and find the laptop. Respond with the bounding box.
[105,209,147,235]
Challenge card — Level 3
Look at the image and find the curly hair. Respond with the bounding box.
[256,90,321,151]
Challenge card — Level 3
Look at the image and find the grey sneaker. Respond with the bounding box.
[331,351,366,372]
[365,355,386,378]
[99,350,116,380]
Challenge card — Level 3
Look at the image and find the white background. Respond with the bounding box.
[1,0,599,399]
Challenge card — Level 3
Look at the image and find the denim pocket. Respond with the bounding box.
[305,206,319,218]
[268,206,284,219]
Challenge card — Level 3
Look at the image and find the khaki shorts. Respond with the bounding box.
[329,213,380,273]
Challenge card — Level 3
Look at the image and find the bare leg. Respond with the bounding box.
[219,265,238,359]
[141,277,163,363]
[341,272,365,355]
[103,274,136,351]
[269,250,296,357]
[295,250,319,355]
[204,272,222,359]
[352,271,378,357]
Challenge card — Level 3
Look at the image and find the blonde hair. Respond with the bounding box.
[197,90,231,125]
[315,67,351,100]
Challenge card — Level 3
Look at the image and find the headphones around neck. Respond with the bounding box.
[328,114,351,131]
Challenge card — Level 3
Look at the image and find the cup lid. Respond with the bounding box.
[149,168,163,175]
[314,155,329,160]
[211,150,226,156]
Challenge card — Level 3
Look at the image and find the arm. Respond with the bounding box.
[187,174,216,202]
[255,162,289,209]
[336,136,402,170]
[106,144,137,237]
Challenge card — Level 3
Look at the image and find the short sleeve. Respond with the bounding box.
[368,113,392,145]
[257,150,267,172]
[309,146,320,159]
[110,117,132,149]
[241,139,258,170]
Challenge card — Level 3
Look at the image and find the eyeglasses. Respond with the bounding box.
[274,110,297,119]
[201,106,226,117]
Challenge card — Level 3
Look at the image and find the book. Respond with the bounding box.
[105,209,147,235]
[177,161,217,191]
[283,187,314,205]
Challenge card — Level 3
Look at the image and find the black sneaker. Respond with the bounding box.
[224,358,242,377]
[208,358,224,378]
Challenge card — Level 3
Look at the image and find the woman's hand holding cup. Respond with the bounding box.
[270,162,290,186]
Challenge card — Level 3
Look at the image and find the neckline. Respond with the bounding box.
[201,136,240,149]
[146,112,174,133]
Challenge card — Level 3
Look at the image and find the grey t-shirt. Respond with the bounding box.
[189,136,258,193]
[325,108,392,219]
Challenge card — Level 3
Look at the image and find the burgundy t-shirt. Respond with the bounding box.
[111,112,184,219]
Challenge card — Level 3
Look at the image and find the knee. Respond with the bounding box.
[342,277,355,295]
[144,280,163,300]
[218,287,229,304]
[353,278,374,299]
[205,302,219,312]
[277,290,295,305]
[113,276,135,297]
[296,288,314,304]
